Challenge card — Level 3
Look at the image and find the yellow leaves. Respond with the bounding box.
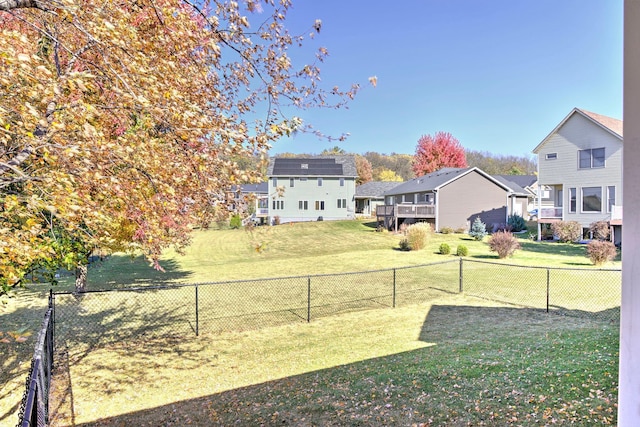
[17,53,30,62]
[368,76,378,88]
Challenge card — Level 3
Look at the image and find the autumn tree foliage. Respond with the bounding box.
[355,155,373,185]
[412,132,467,176]
[0,0,359,294]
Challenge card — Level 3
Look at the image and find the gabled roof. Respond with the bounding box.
[533,108,623,153]
[492,175,534,196]
[267,155,358,177]
[355,181,403,198]
[383,167,511,197]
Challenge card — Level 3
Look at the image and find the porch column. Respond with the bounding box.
[619,2,640,424]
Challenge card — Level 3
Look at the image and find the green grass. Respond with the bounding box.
[1,219,621,425]
[48,296,618,426]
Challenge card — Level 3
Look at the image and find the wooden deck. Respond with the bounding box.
[376,204,435,230]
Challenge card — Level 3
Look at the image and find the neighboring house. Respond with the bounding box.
[355,181,403,217]
[232,183,269,224]
[494,174,538,213]
[532,108,623,244]
[266,156,358,224]
[378,167,528,232]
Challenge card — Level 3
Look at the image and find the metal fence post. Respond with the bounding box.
[195,284,199,336]
[546,268,550,313]
[307,276,311,323]
[392,268,396,308]
[459,257,464,293]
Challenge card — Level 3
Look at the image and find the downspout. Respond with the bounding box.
[433,189,439,231]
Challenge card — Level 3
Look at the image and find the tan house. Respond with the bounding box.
[532,108,622,244]
[378,167,529,232]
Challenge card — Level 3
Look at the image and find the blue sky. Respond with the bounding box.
[268,0,623,158]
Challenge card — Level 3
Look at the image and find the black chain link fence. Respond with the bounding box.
[17,259,622,426]
[16,301,54,427]
[50,259,620,349]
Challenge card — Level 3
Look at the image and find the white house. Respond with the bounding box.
[266,156,358,224]
[532,108,623,243]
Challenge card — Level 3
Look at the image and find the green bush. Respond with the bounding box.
[586,240,617,265]
[439,243,451,255]
[229,214,242,229]
[507,214,527,232]
[456,245,468,257]
[488,231,521,258]
[469,217,487,241]
[406,223,432,251]
[551,221,582,243]
[440,227,454,234]
[398,238,411,251]
[589,220,611,241]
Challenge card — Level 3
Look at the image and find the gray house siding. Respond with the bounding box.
[437,171,507,231]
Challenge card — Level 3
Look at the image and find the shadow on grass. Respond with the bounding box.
[50,304,618,426]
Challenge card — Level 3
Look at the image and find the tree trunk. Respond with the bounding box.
[0,0,47,11]
[75,263,87,293]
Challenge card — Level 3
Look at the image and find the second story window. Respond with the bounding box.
[317,178,323,186]
[339,178,345,187]
[546,153,558,160]
[289,178,295,187]
[579,148,605,169]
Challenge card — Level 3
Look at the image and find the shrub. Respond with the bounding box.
[272,216,281,226]
[229,214,242,229]
[507,214,527,232]
[439,243,451,255]
[488,231,521,258]
[398,238,411,251]
[455,227,467,234]
[456,245,468,257]
[440,226,454,234]
[406,223,432,250]
[589,220,611,241]
[586,240,617,265]
[469,217,487,241]
[551,221,582,243]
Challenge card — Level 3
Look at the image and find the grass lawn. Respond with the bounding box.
[1,219,621,425]
[47,295,618,426]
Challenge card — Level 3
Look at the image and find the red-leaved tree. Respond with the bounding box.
[412,132,467,176]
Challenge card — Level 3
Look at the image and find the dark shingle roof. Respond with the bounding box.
[234,183,268,194]
[383,168,473,196]
[494,175,537,189]
[355,181,403,198]
[267,155,358,177]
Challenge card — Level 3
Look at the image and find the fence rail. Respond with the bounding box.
[16,298,54,427]
[17,259,621,425]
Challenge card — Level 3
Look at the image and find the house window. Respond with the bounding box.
[272,177,277,186]
[289,178,294,187]
[337,199,347,208]
[582,187,602,212]
[607,186,616,212]
[272,200,284,210]
[579,148,605,169]
[569,188,576,213]
[317,178,323,186]
[299,200,308,210]
[556,189,563,207]
[546,153,558,160]
[315,200,325,210]
[339,178,345,187]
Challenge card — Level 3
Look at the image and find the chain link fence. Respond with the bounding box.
[50,259,621,349]
[16,303,54,427]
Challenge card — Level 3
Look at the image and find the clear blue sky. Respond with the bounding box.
[268,0,623,158]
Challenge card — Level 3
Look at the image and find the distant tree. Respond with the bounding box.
[321,146,347,155]
[378,169,403,182]
[465,150,536,175]
[355,155,373,185]
[364,152,413,181]
[413,132,467,176]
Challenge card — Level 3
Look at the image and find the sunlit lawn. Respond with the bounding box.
[1,219,621,425]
